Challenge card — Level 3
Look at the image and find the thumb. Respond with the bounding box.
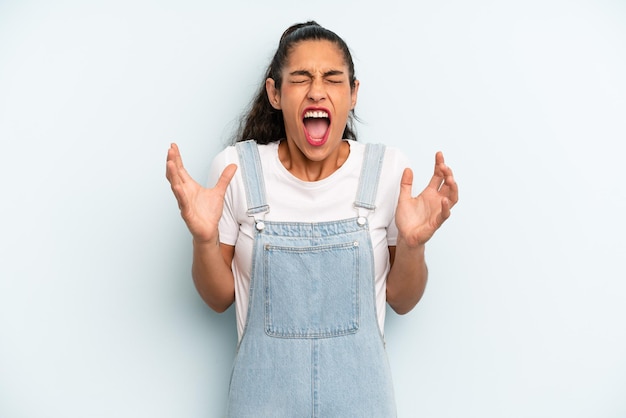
[214,164,238,194]
[399,168,413,200]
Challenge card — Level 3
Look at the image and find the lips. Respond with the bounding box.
[302,107,331,146]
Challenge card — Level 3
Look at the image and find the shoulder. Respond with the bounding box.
[381,145,409,188]
[348,141,408,164]
[351,141,410,175]
[210,141,279,168]
[382,144,410,168]
[209,144,237,168]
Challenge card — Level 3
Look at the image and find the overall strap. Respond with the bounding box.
[235,140,270,217]
[354,143,386,211]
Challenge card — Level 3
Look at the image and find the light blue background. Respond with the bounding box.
[1,0,625,417]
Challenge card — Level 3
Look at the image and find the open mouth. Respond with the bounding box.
[302,109,330,146]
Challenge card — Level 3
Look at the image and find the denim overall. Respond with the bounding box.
[227,140,396,417]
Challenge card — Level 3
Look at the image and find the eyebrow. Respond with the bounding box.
[289,69,345,77]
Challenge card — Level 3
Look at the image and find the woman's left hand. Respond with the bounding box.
[395,151,459,248]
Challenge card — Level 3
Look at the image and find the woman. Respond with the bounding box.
[166,21,458,417]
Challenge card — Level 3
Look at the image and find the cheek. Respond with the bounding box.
[278,94,300,114]
[282,106,301,124]
[280,106,302,133]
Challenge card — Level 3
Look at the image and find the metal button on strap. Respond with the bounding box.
[255,221,265,231]
[357,217,366,226]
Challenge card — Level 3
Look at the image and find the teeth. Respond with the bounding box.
[304,110,329,119]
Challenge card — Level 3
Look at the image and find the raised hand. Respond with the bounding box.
[165,143,237,244]
[395,152,458,248]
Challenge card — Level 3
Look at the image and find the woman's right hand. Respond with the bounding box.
[165,143,237,244]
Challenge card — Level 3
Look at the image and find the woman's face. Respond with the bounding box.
[266,39,359,165]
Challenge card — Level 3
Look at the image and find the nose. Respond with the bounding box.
[307,78,326,102]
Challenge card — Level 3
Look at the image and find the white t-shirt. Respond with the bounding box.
[207,140,410,340]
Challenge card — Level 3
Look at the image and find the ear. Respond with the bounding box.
[350,79,360,110]
[266,78,281,110]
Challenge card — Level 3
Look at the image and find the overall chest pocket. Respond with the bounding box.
[263,241,360,338]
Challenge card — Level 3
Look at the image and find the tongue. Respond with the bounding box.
[304,118,329,139]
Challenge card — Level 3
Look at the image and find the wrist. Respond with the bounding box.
[396,235,427,252]
[192,234,220,249]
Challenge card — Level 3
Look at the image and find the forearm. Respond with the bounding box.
[386,242,428,315]
[191,238,235,313]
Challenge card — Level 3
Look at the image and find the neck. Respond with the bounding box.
[278,140,350,182]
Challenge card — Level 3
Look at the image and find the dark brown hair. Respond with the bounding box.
[233,21,358,144]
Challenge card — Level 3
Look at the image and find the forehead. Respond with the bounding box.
[285,39,348,71]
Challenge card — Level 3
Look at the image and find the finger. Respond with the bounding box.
[168,145,198,186]
[443,170,459,206]
[440,197,451,223]
[427,151,447,190]
[166,164,190,211]
[165,159,180,185]
[166,155,194,187]
[166,144,176,181]
[214,164,238,194]
[399,168,414,200]
[435,156,458,205]
[166,143,181,168]
[166,144,194,211]
[170,181,189,212]
[435,150,445,165]
[434,153,458,202]
[169,143,182,166]
[166,143,185,182]
[165,144,186,185]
